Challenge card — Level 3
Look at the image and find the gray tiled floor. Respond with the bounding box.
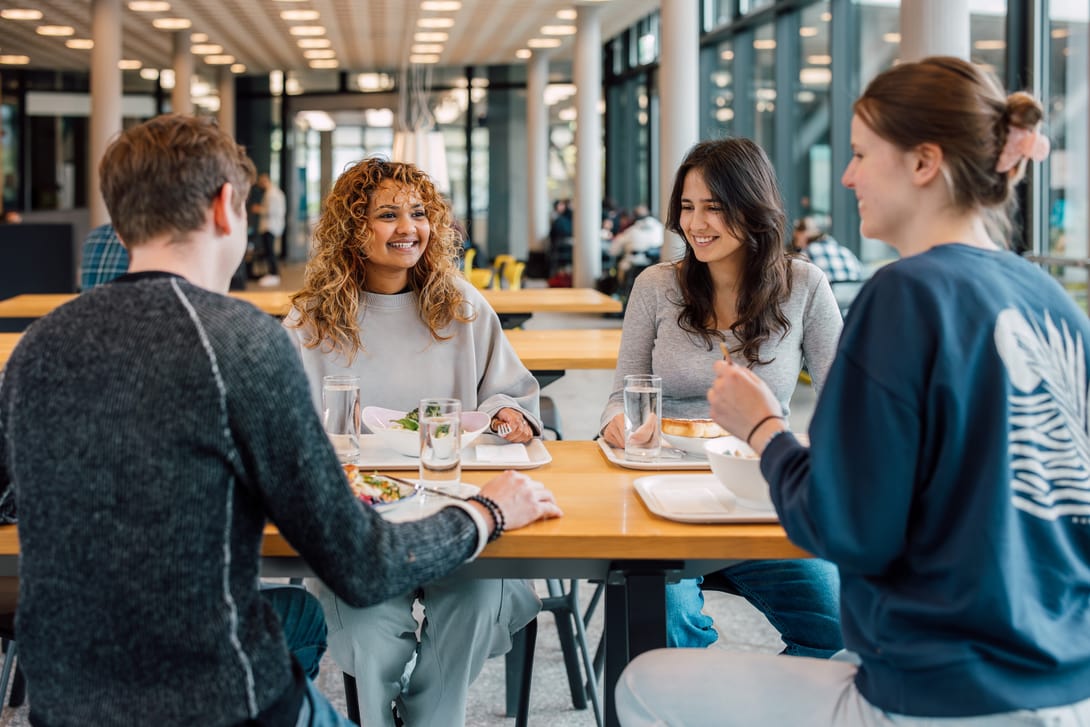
[0,268,816,725]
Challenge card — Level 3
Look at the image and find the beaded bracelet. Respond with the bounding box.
[469,494,506,542]
[746,414,787,447]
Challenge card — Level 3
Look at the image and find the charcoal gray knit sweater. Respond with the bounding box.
[0,273,480,726]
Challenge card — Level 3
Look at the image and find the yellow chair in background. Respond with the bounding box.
[505,261,526,290]
[464,248,494,290]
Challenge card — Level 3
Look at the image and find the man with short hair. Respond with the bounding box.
[0,114,559,726]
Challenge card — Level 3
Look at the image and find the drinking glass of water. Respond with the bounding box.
[623,374,662,460]
[419,397,462,492]
[322,375,361,464]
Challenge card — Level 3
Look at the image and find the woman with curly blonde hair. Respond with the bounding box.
[283,157,543,727]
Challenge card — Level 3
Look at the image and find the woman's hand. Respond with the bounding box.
[601,413,626,448]
[477,470,563,531]
[707,359,785,452]
[491,407,534,443]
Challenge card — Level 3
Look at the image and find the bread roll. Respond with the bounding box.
[661,418,728,438]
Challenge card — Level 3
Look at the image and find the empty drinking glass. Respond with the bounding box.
[623,374,662,460]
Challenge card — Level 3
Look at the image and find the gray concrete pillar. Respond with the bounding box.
[658,0,701,262]
[573,4,603,288]
[90,0,122,227]
[526,51,551,259]
[217,69,235,138]
[172,30,193,115]
[899,0,970,61]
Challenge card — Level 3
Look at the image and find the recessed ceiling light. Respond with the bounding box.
[541,25,576,35]
[409,54,440,64]
[753,38,776,50]
[807,54,831,65]
[0,8,43,20]
[128,1,171,11]
[417,17,455,28]
[65,38,95,50]
[289,25,326,36]
[118,59,143,70]
[303,49,336,59]
[230,63,247,73]
[191,33,208,42]
[204,54,236,65]
[883,32,901,43]
[309,59,339,69]
[414,32,448,42]
[297,38,331,48]
[799,26,818,37]
[973,39,1006,50]
[0,55,31,65]
[515,49,532,59]
[152,17,193,29]
[139,67,159,80]
[557,9,577,20]
[527,38,562,48]
[36,25,76,37]
[281,9,320,21]
[190,44,223,55]
[421,1,461,10]
[412,44,443,54]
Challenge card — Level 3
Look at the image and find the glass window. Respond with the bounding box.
[752,23,776,152]
[708,39,736,137]
[855,0,900,86]
[796,2,833,220]
[703,0,735,32]
[970,0,1007,80]
[1046,0,1089,305]
[741,0,776,14]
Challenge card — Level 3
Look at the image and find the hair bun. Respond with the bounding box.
[1006,91,1044,129]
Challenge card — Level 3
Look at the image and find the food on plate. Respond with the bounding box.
[661,418,728,438]
[390,404,445,433]
[343,465,410,505]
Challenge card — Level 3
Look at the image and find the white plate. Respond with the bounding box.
[660,432,713,457]
[357,434,552,470]
[597,438,710,471]
[361,406,491,458]
[633,474,778,523]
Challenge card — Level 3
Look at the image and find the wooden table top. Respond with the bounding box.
[262,440,806,562]
[504,328,620,370]
[0,441,804,570]
[0,287,622,320]
[0,329,622,372]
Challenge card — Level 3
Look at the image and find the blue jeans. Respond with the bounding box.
[262,584,328,680]
[666,559,842,658]
[296,677,359,726]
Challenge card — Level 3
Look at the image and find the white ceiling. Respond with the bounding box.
[0,0,659,75]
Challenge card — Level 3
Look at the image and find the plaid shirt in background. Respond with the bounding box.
[79,223,129,291]
[805,236,863,283]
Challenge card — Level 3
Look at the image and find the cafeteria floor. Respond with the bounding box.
[0,263,817,726]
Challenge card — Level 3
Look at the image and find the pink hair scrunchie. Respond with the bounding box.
[996,126,1051,173]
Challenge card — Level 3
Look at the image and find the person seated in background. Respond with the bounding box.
[792,216,863,283]
[0,114,561,727]
[79,222,129,290]
[617,56,1090,727]
[608,204,665,277]
[283,157,545,727]
[599,138,843,659]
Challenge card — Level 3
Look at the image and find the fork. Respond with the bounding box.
[494,421,513,437]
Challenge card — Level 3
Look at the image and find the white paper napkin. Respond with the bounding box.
[475,443,531,464]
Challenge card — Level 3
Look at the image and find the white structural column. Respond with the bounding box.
[899,0,970,62]
[217,69,235,138]
[172,30,193,115]
[658,0,701,261]
[90,0,122,227]
[526,50,551,261]
[573,4,603,289]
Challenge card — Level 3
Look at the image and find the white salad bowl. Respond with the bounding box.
[704,435,771,510]
[362,406,490,458]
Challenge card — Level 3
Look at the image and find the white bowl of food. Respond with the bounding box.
[703,435,770,510]
[660,418,730,455]
[362,406,490,458]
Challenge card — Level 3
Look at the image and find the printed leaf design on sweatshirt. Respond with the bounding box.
[995,308,1090,520]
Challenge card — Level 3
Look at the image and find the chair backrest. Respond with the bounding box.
[464,247,478,273]
[506,261,526,290]
[492,254,517,289]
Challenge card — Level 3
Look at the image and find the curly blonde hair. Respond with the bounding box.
[288,158,471,360]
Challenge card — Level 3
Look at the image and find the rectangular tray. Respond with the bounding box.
[633,474,778,523]
[358,434,552,470]
[597,438,711,471]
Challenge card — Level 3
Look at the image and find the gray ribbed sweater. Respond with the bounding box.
[0,273,479,726]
